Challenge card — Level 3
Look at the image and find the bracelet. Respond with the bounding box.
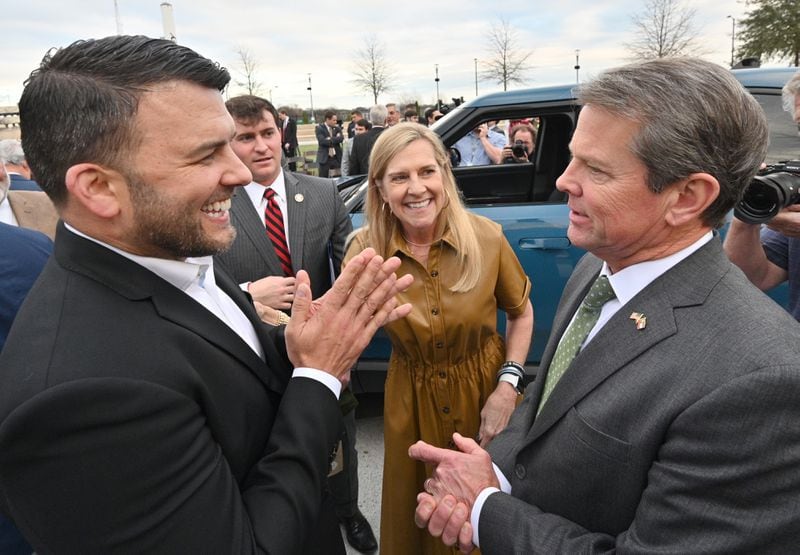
[275,311,291,326]
[501,361,525,374]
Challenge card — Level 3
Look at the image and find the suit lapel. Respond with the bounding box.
[55,223,285,394]
[527,239,727,442]
[230,188,283,276]
[284,172,306,274]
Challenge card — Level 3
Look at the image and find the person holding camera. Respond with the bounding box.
[500,122,537,163]
[724,71,800,320]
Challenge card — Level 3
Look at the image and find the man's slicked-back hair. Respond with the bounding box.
[226,95,278,127]
[19,35,230,206]
[577,57,768,228]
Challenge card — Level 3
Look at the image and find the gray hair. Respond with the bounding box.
[368,104,388,126]
[782,71,800,120]
[0,139,26,166]
[577,57,768,228]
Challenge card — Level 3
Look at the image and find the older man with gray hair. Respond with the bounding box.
[348,104,387,176]
[411,58,800,553]
[0,139,40,191]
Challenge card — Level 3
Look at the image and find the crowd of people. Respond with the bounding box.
[1,33,800,555]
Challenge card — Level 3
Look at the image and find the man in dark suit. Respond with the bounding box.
[348,104,387,176]
[278,108,298,171]
[411,58,800,553]
[315,111,343,178]
[0,222,51,555]
[0,35,411,554]
[217,95,377,553]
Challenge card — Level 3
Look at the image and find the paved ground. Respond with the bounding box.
[342,394,384,554]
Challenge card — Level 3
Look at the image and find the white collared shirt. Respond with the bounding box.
[0,198,18,226]
[471,231,714,547]
[244,170,291,252]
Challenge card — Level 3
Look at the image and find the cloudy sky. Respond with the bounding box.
[0,0,773,111]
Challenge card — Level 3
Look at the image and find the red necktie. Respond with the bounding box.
[263,188,293,276]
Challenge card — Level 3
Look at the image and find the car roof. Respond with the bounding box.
[732,67,797,89]
[455,67,796,111]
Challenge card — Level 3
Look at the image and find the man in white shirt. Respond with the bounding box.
[410,58,800,554]
[0,34,411,554]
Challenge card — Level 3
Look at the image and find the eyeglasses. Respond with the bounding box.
[434,115,443,121]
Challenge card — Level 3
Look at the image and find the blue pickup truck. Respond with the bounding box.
[342,66,799,393]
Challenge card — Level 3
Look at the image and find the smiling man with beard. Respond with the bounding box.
[0,35,412,554]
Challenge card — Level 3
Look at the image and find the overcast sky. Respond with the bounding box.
[0,0,776,111]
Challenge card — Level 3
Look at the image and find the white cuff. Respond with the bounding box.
[470,463,512,547]
[291,367,342,399]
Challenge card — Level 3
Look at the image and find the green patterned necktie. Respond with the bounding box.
[537,275,616,414]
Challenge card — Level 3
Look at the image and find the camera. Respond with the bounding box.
[511,140,527,159]
[503,140,528,164]
[734,161,800,224]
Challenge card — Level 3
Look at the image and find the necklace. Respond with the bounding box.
[401,234,436,248]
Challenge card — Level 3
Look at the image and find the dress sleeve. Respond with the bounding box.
[494,230,531,317]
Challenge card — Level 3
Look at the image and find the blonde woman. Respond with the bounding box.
[344,123,534,554]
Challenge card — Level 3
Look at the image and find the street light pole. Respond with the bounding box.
[435,64,440,109]
[574,49,581,84]
[474,58,478,97]
[727,15,736,68]
[307,73,315,124]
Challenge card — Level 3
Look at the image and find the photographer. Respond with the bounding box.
[500,122,536,163]
[724,71,800,320]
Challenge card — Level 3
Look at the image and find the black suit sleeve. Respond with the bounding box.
[0,376,341,554]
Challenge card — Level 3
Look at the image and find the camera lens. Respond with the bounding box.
[512,140,527,159]
[735,172,800,224]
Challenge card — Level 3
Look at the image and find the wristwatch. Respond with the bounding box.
[497,361,525,395]
[498,372,523,394]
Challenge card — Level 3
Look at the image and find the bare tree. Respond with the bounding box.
[625,0,705,59]
[234,46,263,96]
[481,18,532,91]
[351,34,394,104]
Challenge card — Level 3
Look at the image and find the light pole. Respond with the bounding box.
[474,58,478,96]
[306,73,315,124]
[434,64,440,109]
[727,15,736,68]
[574,49,581,84]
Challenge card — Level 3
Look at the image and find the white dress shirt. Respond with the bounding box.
[471,231,714,546]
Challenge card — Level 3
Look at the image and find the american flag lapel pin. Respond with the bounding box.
[629,312,647,330]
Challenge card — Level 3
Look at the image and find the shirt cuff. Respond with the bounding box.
[292,367,342,399]
[471,463,512,547]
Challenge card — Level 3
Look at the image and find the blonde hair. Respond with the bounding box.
[363,123,480,292]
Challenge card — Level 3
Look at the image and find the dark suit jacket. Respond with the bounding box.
[282,117,298,155]
[315,124,343,165]
[8,173,41,191]
[483,238,800,553]
[0,223,51,363]
[216,171,352,300]
[0,223,344,554]
[348,126,384,176]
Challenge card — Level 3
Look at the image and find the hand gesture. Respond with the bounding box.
[285,248,413,381]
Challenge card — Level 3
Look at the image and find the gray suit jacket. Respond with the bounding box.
[216,171,352,300]
[483,237,800,553]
